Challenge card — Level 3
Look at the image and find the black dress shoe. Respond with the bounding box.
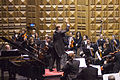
[57,70,63,72]
[49,69,54,72]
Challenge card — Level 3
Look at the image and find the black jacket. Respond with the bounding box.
[62,60,80,80]
[53,26,69,57]
[113,51,120,73]
[76,66,98,80]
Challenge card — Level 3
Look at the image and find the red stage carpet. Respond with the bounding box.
[43,68,64,80]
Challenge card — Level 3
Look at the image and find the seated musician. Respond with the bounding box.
[81,35,88,48]
[102,55,114,74]
[34,32,40,43]
[12,30,18,42]
[102,43,112,57]
[61,53,80,80]
[44,35,54,69]
[82,39,95,58]
[5,44,11,51]
[18,29,27,42]
[113,48,120,73]
[108,75,115,80]
[105,38,114,52]
[76,57,98,80]
[68,32,75,51]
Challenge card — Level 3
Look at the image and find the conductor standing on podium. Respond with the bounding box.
[53,19,70,71]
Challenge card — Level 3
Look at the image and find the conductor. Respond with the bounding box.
[52,19,70,71]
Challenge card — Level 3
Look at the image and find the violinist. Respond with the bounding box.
[81,35,89,50]
[102,43,112,57]
[102,55,114,74]
[68,32,75,51]
[18,29,27,42]
[82,39,95,58]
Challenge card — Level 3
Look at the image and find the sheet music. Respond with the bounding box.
[74,58,87,67]
[96,51,102,61]
[90,65,102,75]
[65,51,74,54]
[103,73,120,80]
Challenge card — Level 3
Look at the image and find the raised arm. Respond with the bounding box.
[61,19,70,33]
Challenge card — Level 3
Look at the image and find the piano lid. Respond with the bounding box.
[0,37,45,65]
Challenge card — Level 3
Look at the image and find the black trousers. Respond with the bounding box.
[49,52,61,71]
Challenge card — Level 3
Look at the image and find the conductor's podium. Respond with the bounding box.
[43,68,64,80]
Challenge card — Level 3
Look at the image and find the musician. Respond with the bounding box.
[81,35,88,48]
[18,29,27,42]
[34,32,40,44]
[26,37,36,52]
[76,57,98,80]
[63,34,69,50]
[12,30,18,42]
[5,44,11,51]
[102,43,113,57]
[61,53,80,80]
[108,75,115,80]
[111,35,119,51]
[102,55,114,74]
[97,34,106,50]
[105,38,114,52]
[44,35,54,70]
[113,50,120,73]
[81,35,88,49]
[74,31,82,55]
[82,39,95,58]
[53,19,70,71]
[68,32,75,51]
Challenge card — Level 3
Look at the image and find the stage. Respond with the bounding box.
[43,68,64,80]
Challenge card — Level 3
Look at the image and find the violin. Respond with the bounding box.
[109,49,120,55]
[70,40,74,48]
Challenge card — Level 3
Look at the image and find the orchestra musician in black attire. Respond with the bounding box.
[97,34,106,51]
[102,43,113,57]
[34,32,40,44]
[68,32,75,51]
[76,57,98,80]
[105,38,114,52]
[61,53,80,80]
[111,35,119,51]
[12,30,18,42]
[82,39,95,58]
[17,29,27,42]
[102,54,114,74]
[53,19,70,71]
[108,75,115,80]
[44,36,54,71]
[74,31,82,55]
[81,35,89,49]
[113,50,120,73]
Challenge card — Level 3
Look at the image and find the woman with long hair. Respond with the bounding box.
[74,31,82,55]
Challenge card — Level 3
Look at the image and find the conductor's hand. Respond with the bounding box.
[65,18,69,23]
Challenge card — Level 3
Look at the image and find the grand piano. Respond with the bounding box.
[0,37,45,80]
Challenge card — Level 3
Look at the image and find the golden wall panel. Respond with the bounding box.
[0,0,120,42]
